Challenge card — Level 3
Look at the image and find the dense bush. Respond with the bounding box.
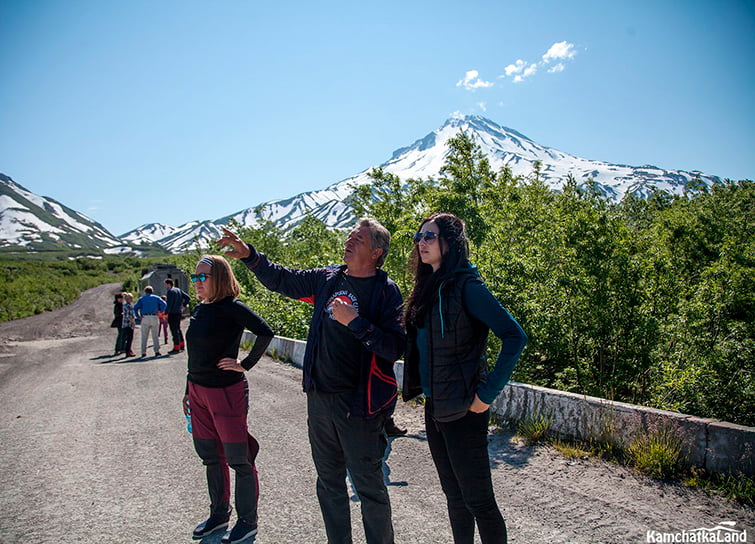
[224,156,752,426]
[345,132,754,426]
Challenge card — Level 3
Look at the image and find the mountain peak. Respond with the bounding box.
[1,115,724,254]
[443,113,493,130]
[440,115,536,146]
[0,173,122,251]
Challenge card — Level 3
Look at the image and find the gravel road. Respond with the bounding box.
[0,283,752,544]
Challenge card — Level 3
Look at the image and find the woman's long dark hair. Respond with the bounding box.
[404,213,470,327]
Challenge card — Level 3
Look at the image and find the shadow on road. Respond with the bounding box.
[488,430,534,469]
[198,532,226,544]
[91,354,119,361]
[92,353,173,365]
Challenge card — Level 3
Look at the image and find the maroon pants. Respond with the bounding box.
[188,380,260,525]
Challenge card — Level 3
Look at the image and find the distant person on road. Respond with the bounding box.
[158,296,169,345]
[183,255,274,544]
[403,213,528,544]
[133,286,167,358]
[165,278,190,354]
[121,292,136,357]
[110,292,125,356]
[219,219,405,544]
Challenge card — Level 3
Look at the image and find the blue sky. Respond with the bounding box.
[1,0,753,236]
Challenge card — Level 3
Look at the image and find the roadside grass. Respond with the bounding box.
[626,426,686,480]
[515,413,553,445]
[683,469,755,507]
[552,439,592,460]
[511,415,754,506]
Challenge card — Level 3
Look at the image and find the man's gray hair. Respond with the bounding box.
[357,217,391,268]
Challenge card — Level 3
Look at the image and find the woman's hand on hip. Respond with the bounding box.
[468,394,490,413]
[217,357,245,372]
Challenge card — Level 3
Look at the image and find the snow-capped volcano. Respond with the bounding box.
[1,115,724,254]
[156,114,717,251]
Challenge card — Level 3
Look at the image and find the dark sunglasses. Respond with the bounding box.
[413,231,439,244]
[190,273,212,283]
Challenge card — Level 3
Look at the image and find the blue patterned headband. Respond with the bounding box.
[199,257,214,267]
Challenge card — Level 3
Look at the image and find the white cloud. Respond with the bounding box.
[456,69,494,91]
[513,63,538,83]
[548,63,565,73]
[477,102,488,112]
[499,41,577,84]
[543,41,577,63]
[504,59,526,77]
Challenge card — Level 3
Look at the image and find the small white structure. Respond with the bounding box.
[139,263,190,297]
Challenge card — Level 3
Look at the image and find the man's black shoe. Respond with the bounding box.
[385,418,407,437]
[168,349,181,355]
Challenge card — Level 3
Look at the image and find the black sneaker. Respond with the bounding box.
[221,519,258,543]
[193,514,230,540]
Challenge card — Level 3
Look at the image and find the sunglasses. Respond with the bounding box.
[413,231,439,244]
[190,273,212,283]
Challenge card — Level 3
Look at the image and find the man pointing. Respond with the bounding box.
[219,219,404,544]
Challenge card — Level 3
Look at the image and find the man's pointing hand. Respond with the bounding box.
[218,228,251,259]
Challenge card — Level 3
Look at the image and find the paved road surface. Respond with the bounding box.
[0,284,752,543]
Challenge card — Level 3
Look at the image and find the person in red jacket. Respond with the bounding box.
[157,299,169,345]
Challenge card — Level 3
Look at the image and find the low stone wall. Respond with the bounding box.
[243,332,754,477]
[491,382,754,477]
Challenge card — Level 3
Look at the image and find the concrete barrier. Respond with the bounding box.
[242,332,754,477]
[490,382,754,477]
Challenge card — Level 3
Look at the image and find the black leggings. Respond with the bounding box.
[168,313,184,347]
[121,327,134,354]
[425,400,507,544]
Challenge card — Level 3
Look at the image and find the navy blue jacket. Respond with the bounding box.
[242,248,405,419]
[165,286,190,314]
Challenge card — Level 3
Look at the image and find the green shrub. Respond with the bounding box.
[516,413,552,445]
[627,426,686,479]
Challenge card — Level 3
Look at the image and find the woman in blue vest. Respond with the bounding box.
[402,212,527,544]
